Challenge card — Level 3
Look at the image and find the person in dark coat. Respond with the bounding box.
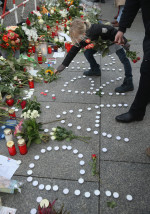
[115,0,150,123]
[55,18,133,93]
[0,0,9,12]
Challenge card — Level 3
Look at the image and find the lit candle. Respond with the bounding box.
[6,95,14,106]
[28,78,34,89]
[4,128,13,142]
[38,53,43,64]
[32,43,35,53]
[8,109,16,119]
[48,45,52,54]
[39,42,48,57]
[18,138,28,155]
[7,141,17,156]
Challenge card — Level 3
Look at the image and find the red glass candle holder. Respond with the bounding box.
[48,45,52,54]
[52,32,55,38]
[28,78,34,88]
[28,47,33,53]
[7,141,17,156]
[38,54,43,64]
[8,109,16,119]
[6,95,14,106]
[32,45,35,53]
[18,138,28,155]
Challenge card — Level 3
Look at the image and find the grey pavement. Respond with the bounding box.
[0,0,150,214]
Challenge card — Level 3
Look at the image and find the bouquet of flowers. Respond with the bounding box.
[37,66,59,83]
[50,126,91,143]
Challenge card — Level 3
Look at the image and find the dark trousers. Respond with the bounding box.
[84,48,132,78]
[129,59,150,117]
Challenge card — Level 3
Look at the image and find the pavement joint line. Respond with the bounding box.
[100,159,150,165]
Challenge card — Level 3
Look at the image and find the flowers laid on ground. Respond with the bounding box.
[37,66,59,83]
[38,198,69,214]
[0,25,21,53]
[90,154,98,176]
[50,126,91,143]
[21,96,41,114]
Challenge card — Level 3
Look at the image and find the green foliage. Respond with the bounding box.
[15,26,29,53]
[107,201,117,209]
[96,89,102,97]
[37,67,59,83]
[93,37,112,57]
[22,96,41,114]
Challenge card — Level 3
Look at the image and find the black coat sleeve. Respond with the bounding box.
[118,0,140,33]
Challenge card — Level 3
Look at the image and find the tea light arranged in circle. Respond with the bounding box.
[29,163,35,169]
[85,192,90,198]
[126,195,133,201]
[53,185,59,191]
[116,136,121,141]
[102,132,107,137]
[105,190,112,197]
[61,120,65,124]
[68,90,72,93]
[102,84,106,87]
[41,149,46,153]
[112,104,116,108]
[47,146,52,151]
[75,91,79,94]
[45,185,51,191]
[78,178,84,184]
[73,77,77,80]
[95,124,99,128]
[68,123,72,127]
[87,128,91,132]
[100,104,104,107]
[44,129,49,133]
[80,169,85,175]
[118,104,123,107]
[81,91,84,94]
[87,107,91,111]
[62,145,67,150]
[73,149,78,154]
[27,177,33,182]
[30,208,37,214]
[106,104,111,108]
[119,68,122,71]
[111,80,114,82]
[63,188,69,195]
[87,91,91,94]
[67,146,72,150]
[77,114,81,118]
[107,68,110,71]
[101,92,105,95]
[96,115,100,119]
[116,92,120,95]
[112,68,116,71]
[74,190,80,196]
[94,131,98,135]
[77,126,81,130]
[124,104,128,107]
[78,154,83,158]
[27,170,33,175]
[100,86,103,89]
[45,90,49,93]
[95,105,99,109]
[97,111,101,114]
[94,190,100,196]
[105,64,108,66]
[102,148,107,153]
[71,67,74,69]
[121,93,125,95]
[113,192,119,198]
[54,146,59,151]
[78,109,83,112]
[39,184,44,190]
[63,111,67,115]
[80,160,85,166]
[124,138,129,142]
[16,160,22,165]
[77,67,80,70]
[32,181,38,187]
[107,134,112,138]
[69,110,73,113]
[46,106,50,109]
[36,197,42,203]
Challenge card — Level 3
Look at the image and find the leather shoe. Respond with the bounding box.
[115,112,143,123]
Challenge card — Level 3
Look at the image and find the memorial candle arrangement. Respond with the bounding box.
[28,77,34,89]
[17,138,28,155]
[4,128,13,142]
[38,52,43,64]
[48,45,52,54]
[8,109,16,119]
[5,95,14,106]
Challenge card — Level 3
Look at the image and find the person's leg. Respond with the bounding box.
[115,48,134,93]
[84,49,101,76]
[116,59,150,122]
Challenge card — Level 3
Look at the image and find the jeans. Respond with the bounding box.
[84,49,100,72]
[116,48,132,78]
[129,59,150,117]
[117,5,124,23]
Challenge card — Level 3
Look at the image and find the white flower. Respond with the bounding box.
[0,56,6,61]
[50,132,54,136]
[66,31,69,35]
[59,36,64,43]
[54,37,59,42]
[59,9,68,18]
[21,112,27,119]
[52,127,57,131]
[67,26,70,30]
[38,19,44,25]
[51,136,56,140]
[30,110,40,119]
[50,9,54,14]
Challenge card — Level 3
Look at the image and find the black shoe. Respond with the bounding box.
[83,68,101,76]
[115,112,143,123]
[115,77,134,93]
[101,0,105,3]
[93,0,99,2]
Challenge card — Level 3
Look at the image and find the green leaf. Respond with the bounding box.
[66,138,71,142]
[107,201,117,208]
[34,138,41,144]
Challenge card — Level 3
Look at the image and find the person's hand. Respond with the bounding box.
[54,69,59,74]
[115,31,124,45]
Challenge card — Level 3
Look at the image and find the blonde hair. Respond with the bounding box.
[69,18,91,45]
